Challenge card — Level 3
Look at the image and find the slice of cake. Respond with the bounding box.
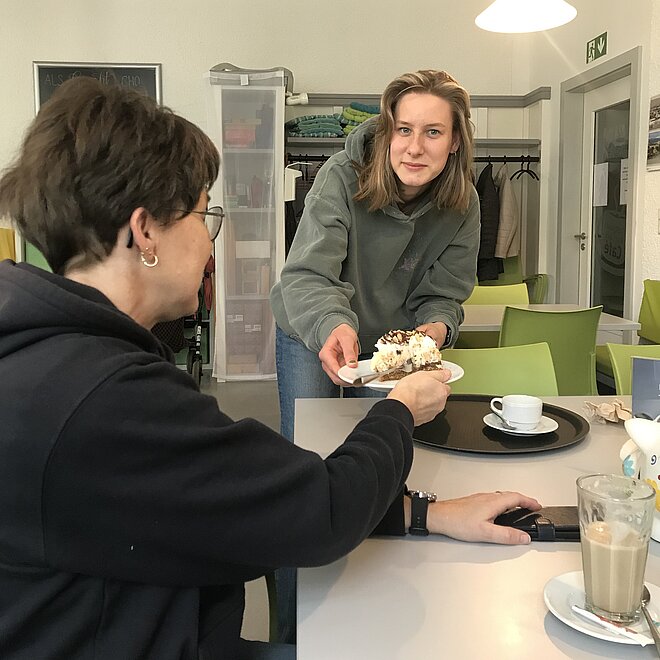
[370,329,443,381]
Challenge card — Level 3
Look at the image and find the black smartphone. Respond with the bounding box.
[494,506,580,541]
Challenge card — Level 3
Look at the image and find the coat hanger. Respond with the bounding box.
[525,156,539,181]
[510,155,538,181]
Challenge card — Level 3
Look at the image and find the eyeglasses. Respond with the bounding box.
[126,205,225,248]
[174,206,225,241]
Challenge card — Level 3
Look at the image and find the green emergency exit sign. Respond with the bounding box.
[586,32,607,63]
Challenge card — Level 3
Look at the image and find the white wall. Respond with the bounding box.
[524,0,659,300]
[1,0,657,298]
[0,0,526,173]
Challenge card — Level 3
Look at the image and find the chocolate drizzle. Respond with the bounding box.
[378,329,427,344]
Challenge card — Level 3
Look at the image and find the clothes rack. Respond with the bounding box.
[474,156,539,163]
[287,154,540,164]
[286,153,330,163]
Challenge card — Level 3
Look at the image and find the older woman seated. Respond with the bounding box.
[0,77,539,660]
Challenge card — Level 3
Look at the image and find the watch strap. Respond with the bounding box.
[408,490,436,536]
[443,325,452,347]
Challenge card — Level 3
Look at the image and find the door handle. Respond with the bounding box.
[574,232,587,240]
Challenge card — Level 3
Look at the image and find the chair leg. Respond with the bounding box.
[265,571,279,643]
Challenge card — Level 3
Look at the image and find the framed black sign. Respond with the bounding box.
[33,61,162,110]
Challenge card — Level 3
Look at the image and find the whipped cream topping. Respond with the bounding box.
[370,330,442,373]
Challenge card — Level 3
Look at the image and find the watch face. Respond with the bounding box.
[410,490,437,502]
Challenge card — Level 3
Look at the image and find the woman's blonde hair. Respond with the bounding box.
[354,70,473,212]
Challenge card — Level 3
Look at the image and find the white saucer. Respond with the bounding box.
[483,412,558,436]
[338,359,464,391]
[544,570,658,645]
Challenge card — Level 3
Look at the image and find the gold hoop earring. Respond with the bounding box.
[140,252,159,268]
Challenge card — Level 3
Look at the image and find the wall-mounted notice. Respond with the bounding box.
[33,62,162,110]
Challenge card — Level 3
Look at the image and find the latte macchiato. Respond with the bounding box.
[577,474,655,624]
[581,521,648,619]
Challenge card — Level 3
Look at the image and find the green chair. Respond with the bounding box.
[463,282,529,305]
[24,242,52,272]
[442,342,558,396]
[523,273,549,304]
[638,279,660,344]
[596,279,660,386]
[265,571,278,642]
[606,343,660,395]
[455,283,529,349]
[498,305,602,395]
[478,255,548,303]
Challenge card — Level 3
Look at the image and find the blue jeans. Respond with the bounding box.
[238,640,295,660]
[275,325,385,442]
[274,325,384,644]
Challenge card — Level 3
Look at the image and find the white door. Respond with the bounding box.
[576,77,630,313]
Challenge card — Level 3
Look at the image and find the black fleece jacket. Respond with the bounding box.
[0,260,413,659]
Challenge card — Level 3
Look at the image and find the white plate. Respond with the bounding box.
[338,359,464,391]
[543,570,658,645]
[483,412,558,436]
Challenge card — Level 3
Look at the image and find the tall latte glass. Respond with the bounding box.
[577,474,655,623]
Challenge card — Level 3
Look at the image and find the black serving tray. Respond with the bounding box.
[413,394,590,454]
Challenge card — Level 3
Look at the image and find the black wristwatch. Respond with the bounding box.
[443,325,452,347]
[407,489,437,536]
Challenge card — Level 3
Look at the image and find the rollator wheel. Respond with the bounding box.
[191,356,202,386]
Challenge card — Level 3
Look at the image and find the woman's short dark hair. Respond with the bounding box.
[0,76,220,274]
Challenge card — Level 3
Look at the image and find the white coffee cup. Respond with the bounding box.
[490,394,543,431]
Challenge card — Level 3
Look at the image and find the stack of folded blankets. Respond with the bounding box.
[341,102,380,135]
[285,114,343,138]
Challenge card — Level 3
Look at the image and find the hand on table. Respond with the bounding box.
[428,491,542,545]
[387,369,451,426]
[416,321,448,347]
[318,324,360,385]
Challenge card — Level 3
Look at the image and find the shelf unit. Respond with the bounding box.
[205,68,286,380]
[286,136,541,150]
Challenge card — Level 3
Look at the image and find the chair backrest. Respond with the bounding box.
[498,305,602,395]
[639,279,660,344]
[455,283,529,349]
[606,343,660,395]
[523,273,549,304]
[442,342,559,396]
[464,283,529,306]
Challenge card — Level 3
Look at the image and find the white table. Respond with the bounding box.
[461,304,641,334]
[296,396,659,659]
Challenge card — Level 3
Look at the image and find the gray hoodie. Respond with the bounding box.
[270,117,480,354]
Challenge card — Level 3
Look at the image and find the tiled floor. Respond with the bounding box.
[200,374,280,642]
[201,375,281,431]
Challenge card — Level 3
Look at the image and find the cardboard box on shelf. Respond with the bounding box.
[226,362,259,374]
[228,354,258,365]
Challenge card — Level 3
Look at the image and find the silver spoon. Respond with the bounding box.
[490,410,519,431]
[351,359,413,387]
[641,585,660,656]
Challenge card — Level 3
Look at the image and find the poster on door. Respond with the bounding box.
[596,209,626,276]
[648,94,660,171]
